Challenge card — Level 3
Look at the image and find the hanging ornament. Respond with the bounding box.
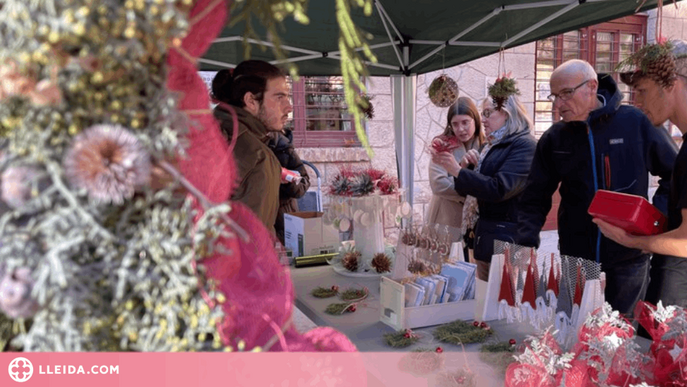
[337,217,351,232]
[488,73,520,111]
[617,40,677,88]
[428,74,459,108]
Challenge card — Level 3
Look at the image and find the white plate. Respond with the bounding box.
[330,263,390,278]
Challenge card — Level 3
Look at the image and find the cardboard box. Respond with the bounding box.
[284,212,340,258]
[379,276,479,330]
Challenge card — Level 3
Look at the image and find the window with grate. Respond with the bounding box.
[289,76,362,148]
[533,15,646,137]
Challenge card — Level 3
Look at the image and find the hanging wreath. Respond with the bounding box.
[428,74,459,107]
[488,74,519,110]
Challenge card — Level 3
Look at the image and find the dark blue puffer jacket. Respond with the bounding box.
[517,74,678,265]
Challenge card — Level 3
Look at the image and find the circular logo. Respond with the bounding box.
[8,357,33,383]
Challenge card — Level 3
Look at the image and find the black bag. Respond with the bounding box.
[474,219,517,263]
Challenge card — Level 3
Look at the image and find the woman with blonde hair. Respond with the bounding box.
[431,84,536,280]
[426,97,485,228]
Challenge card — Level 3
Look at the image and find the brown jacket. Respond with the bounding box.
[425,138,480,228]
[214,106,281,235]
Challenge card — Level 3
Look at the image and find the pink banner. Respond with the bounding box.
[1,352,507,386]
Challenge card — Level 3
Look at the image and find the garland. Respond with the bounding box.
[383,328,420,348]
[433,320,493,345]
[311,286,339,298]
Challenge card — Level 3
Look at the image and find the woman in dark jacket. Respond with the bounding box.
[431,91,536,280]
[269,128,311,244]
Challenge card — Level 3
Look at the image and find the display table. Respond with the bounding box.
[290,265,540,352]
[291,265,654,386]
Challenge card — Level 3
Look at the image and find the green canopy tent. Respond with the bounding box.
[200,0,677,204]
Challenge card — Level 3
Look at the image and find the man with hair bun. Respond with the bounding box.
[595,40,687,308]
[517,59,678,317]
[211,60,293,234]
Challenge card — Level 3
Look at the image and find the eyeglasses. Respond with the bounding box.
[547,79,591,102]
[481,108,496,118]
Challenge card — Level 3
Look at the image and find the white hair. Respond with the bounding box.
[552,59,597,82]
[483,95,533,138]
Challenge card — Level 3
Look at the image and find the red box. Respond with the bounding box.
[588,190,667,236]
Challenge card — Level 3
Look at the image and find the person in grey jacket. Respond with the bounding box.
[426,97,484,229]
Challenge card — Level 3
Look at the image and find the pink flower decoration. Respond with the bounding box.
[0,267,39,319]
[64,124,151,204]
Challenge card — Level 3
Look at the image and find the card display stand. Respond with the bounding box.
[379,276,479,330]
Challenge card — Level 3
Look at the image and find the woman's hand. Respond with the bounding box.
[430,148,461,177]
[459,149,480,168]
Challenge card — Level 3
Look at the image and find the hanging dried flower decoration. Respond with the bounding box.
[617,40,679,88]
[488,73,519,110]
[64,124,152,205]
[428,74,459,108]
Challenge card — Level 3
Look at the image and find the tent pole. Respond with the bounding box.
[392,72,416,215]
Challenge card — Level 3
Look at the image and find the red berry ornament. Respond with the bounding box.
[473,321,479,327]
[509,339,516,346]
[435,347,443,353]
[348,304,356,312]
[332,285,339,292]
[404,333,411,339]
[480,321,488,329]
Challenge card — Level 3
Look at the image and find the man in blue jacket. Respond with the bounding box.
[517,59,678,316]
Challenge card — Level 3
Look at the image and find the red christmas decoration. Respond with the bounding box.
[331,285,339,292]
[435,347,443,353]
[480,321,490,330]
[573,264,584,306]
[498,258,516,307]
[521,260,537,310]
[348,304,356,312]
[473,321,480,327]
[431,135,461,153]
[509,339,516,346]
[404,332,411,339]
[547,253,559,297]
